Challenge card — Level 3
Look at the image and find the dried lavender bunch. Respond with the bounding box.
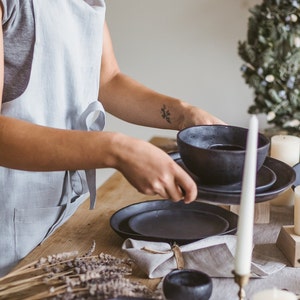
[48,254,155,300]
[238,0,300,133]
[0,242,162,300]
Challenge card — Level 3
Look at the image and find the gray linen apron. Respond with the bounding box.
[0,0,106,276]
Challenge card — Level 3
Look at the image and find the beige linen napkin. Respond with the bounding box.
[122,235,286,279]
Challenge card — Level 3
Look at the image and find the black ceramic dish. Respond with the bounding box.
[170,152,296,205]
[178,161,276,194]
[199,165,276,194]
[110,200,238,245]
[163,269,212,300]
[108,296,152,300]
[128,209,229,241]
[177,125,270,185]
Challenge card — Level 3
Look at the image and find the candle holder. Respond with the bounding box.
[232,271,250,300]
[276,225,300,268]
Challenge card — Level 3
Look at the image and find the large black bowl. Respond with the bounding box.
[177,125,270,185]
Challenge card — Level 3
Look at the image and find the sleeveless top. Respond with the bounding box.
[0,0,106,276]
[2,0,35,102]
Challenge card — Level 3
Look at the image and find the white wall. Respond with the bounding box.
[97,0,265,186]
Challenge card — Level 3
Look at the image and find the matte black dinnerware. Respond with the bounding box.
[110,200,238,245]
[169,152,296,204]
[163,269,212,300]
[177,125,270,185]
[128,209,229,240]
[108,296,151,300]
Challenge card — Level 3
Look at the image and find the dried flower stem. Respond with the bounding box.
[0,271,72,297]
[0,273,45,291]
[0,261,38,281]
[0,243,161,300]
[22,284,69,300]
[0,251,79,283]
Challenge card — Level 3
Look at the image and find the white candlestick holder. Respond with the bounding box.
[232,271,250,300]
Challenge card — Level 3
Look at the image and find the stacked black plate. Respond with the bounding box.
[110,152,296,245]
[110,200,238,245]
[169,152,296,205]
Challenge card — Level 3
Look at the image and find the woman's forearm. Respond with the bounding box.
[0,115,123,171]
[100,72,225,129]
[0,115,198,203]
[98,22,224,130]
[99,72,189,130]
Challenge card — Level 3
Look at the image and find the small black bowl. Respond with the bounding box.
[177,125,270,185]
[163,269,213,300]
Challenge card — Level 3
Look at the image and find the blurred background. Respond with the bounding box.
[97,0,264,186]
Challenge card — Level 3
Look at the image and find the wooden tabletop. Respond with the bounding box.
[6,136,299,300]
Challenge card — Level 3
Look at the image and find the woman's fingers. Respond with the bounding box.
[117,138,198,203]
[152,166,198,203]
[175,171,198,204]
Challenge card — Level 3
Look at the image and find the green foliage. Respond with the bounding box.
[239,0,300,132]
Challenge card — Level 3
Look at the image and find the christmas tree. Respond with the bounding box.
[239,0,300,134]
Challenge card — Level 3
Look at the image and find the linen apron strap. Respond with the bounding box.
[72,101,106,209]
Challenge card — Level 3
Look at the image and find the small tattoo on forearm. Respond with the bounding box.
[161,104,171,123]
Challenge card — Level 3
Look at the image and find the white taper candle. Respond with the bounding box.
[234,115,258,276]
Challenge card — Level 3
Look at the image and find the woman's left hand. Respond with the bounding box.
[177,103,226,130]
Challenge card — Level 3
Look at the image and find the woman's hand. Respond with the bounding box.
[177,102,226,130]
[111,134,198,203]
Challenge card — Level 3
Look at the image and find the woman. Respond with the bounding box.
[0,0,224,276]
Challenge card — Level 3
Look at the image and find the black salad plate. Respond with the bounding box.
[109,298,151,300]
[169,152,296,205]
[128,209,229,241]
[198,165,276,194]
[110,200,238,245]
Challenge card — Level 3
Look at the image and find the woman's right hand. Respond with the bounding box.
[111,134,198,204]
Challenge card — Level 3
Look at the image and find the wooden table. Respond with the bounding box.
[6,136,300,300]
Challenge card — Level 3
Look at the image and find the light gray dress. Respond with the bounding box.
[0,0,106,276]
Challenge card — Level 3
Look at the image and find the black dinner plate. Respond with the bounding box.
[108,296,150,300]
[169,152,296,205]
[110,200,238,245]
[108,298,152,300]
[198,165,276,194]
[128,209,229,240]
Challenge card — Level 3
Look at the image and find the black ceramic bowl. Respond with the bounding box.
[163,269,213,300]
[177,125,270,185]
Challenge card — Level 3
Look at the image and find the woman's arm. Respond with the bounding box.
[0,116,197,202]
[99,22,225,130]
[0,13,198,203]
